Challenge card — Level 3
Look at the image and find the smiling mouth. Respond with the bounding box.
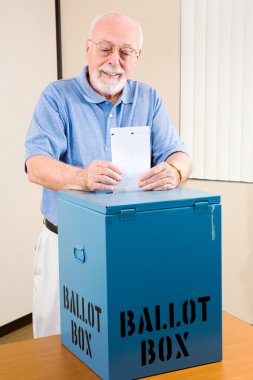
[102,71,121,77]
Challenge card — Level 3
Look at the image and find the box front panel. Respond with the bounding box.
[106,203,222,380]
[58,199,109,380]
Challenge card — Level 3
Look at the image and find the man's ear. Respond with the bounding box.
[137,49,142,61]
[85,39,90,53]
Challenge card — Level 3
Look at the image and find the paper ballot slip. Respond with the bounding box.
[111,126,151,192]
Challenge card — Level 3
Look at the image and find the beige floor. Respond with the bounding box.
[0,323,33,345]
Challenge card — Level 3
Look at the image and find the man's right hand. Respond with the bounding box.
[82,160,122,191]
[26,155,122,192]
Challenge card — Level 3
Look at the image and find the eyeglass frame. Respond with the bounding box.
[87,39,140,61]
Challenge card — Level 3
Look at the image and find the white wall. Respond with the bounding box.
[188,180,253,323]
[59,0,253,324]
[0,0,57,326]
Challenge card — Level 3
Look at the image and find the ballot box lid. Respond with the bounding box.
[58,188,220,215]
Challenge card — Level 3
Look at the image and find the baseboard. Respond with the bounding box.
[0,314,32,338]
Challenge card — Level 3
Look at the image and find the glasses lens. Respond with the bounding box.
[119,47,135,60]
[94,41,137,61]
[96,41,113,57]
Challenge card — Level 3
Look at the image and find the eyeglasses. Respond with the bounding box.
[88,39,140,62]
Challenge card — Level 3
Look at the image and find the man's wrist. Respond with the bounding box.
[76,167,89,191]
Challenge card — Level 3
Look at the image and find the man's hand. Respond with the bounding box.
[83,160,122,191]
[138,162,180,191]
[26,156,122,192]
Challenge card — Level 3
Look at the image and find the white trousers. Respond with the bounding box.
[33,225,61,338]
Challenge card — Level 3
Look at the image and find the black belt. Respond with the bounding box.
[44,218,58,234]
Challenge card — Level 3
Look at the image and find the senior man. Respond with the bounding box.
[25,13,192,338]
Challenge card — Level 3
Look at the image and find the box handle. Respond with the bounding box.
[73,247,86,263]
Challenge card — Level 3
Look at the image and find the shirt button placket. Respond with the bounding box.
[108,111,115,126]
[105,110,115,158]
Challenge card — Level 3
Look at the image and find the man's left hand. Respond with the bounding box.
[138,162,180,191]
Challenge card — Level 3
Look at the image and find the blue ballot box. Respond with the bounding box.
[58,188,222,380]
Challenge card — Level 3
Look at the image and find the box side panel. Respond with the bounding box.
[58,198,109,380]
[106,204,222,380]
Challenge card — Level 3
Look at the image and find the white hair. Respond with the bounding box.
[88,13,143,49]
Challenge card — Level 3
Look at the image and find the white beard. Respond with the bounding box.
[90,65,126,96]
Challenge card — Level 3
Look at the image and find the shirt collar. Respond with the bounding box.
[76,66,134,105]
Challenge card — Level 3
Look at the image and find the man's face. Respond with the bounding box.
[86,16,141,97]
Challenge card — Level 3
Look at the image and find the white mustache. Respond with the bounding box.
[99,66,125,76]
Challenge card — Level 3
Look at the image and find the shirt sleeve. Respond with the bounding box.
[151,91,188,165]
[24,84,67,169]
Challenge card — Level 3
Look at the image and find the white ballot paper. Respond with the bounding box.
[111,126,151,192]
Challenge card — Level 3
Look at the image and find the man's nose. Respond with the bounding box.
[107,48,120,65]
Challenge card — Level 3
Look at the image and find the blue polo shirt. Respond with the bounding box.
[25,66,187,225]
